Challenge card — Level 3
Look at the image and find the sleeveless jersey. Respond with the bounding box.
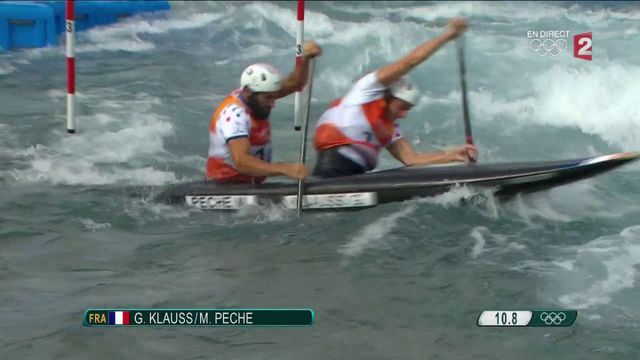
[206,89,272,183]
[314,72,403,170]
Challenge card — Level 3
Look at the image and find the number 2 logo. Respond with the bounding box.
[573,32,592,61]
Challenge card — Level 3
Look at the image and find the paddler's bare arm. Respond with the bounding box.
[274,40,322,99]
[387,138,478,166]
[376,18,468,86]
[228,138,307,180]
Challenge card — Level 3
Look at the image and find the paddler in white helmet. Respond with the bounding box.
[312,18,478,177]
[206,41,322,183]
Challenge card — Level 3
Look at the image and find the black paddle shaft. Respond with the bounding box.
[457,37,474,147]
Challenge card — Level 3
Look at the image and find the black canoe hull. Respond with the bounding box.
[156,152,640,210]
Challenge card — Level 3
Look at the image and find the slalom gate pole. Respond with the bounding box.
[66,0,76,133]
[296,58,315,216]
[293,0,305,131]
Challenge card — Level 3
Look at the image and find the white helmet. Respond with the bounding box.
[389,77,419,105]
[240,63,282,92]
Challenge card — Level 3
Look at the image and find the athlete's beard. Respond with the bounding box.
[246,93,271,120]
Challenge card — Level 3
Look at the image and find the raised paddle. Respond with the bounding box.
[457,35,476,162]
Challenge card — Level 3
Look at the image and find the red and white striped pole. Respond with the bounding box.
[293,0,304,131]
[66,0,76,133]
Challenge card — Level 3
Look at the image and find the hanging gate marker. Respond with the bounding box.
[293,0,305,131]
[66,0,75,134]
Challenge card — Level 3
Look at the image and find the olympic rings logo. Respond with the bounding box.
[539,312,567,325]
[529,39,567,56]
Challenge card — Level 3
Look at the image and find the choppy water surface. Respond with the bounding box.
[1,1,639,359]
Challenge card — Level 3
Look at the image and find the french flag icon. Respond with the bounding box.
[108,311,130,325]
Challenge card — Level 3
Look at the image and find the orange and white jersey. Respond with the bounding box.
[314,72,403,170]
[206,89,272,183]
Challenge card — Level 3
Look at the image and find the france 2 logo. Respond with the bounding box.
[573,32,592,61]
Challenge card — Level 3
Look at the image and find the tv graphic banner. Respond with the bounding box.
[573,32,593,61]
[527,30,592,61]
[477,309,578,327]
[84,309,314,327]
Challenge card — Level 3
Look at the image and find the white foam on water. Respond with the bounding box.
[124,198,196,223]
[0,62,16,75]
[175,155,207,173]
[339,186,492,258]
[118,13,225,35]
[558,225,640,309]
[420,91,461,107]
[506,181,640,225]
[583,314,603,321]
[468,226,526,261]
[510,259,576,274]
[470,226,487,258]
[415,185,502,220]
[325,1,568,23]
[565,5,640,28]
[624,27,639,36]
[554,260,575,271]
[472,64,640,150]
[471,90,537,126]
[5,91,178,186]
[244,3,336,40]
[45,89,67,99]
[416,184,481,207]
[76,38,156,53]
[9,158,176,186]
[315,55,371,99]
[513,193,575,223]
[14,47,49,60]
[232,202,293,224]
[78,218,112,232]
[62,117,171,163]
[339,205,416,257]
[211,44,274,66]
[75,12,226,54]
